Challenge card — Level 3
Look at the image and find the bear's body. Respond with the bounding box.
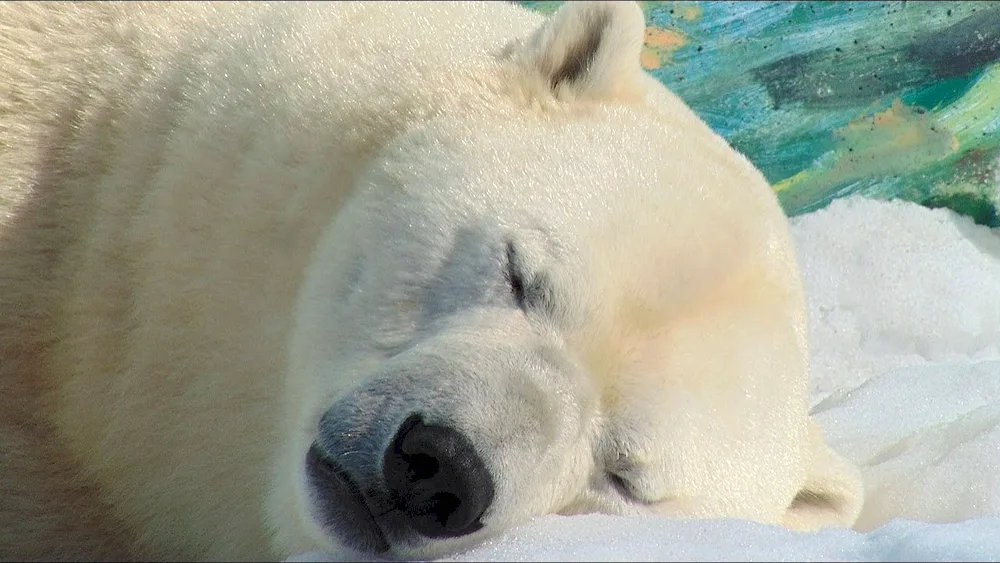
[0,2,862,561]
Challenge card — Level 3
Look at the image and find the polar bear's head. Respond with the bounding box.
[270,1,862,559]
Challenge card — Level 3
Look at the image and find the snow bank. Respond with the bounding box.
[793,197,1000,402]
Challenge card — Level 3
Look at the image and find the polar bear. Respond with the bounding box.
[0,1,863,561]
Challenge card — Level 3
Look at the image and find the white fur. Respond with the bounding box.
[0,2,862,561]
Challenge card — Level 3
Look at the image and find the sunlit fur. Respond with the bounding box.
[0,2,862,561]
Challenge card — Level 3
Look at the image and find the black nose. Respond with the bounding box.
[382,414,495,538]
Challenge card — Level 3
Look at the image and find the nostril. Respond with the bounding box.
[406,453,439,481]
[383,414,495,539]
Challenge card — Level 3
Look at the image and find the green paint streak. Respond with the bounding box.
[924,192,1000,228]
[937,63,1000,150]
[518,1,562,16]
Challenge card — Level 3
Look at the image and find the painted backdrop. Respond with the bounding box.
[521,1,1000,226]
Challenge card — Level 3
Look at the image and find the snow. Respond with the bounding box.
[288,196,1000,562]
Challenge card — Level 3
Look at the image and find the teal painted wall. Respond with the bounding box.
[522,1,1000,226]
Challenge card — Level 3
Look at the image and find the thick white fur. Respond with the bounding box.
[0,2,863,561]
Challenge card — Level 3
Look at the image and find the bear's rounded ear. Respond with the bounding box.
[506,1,646,101]
[782,420,864,531]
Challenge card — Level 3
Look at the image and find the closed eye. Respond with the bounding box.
[505,240,528,311]
[607,466,661,505]
[607,471,636,499]
[504,237,558,316]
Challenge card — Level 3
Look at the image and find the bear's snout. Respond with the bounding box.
[306,412,495,553]
[305,443,390,553]
[383,414,495,539]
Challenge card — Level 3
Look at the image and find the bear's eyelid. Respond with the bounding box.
[505,240,528,310]
[505,238,559,317]
[607,471,633,497]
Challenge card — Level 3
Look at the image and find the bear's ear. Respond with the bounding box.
[782,420,865,531]
[507,1,646,101]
